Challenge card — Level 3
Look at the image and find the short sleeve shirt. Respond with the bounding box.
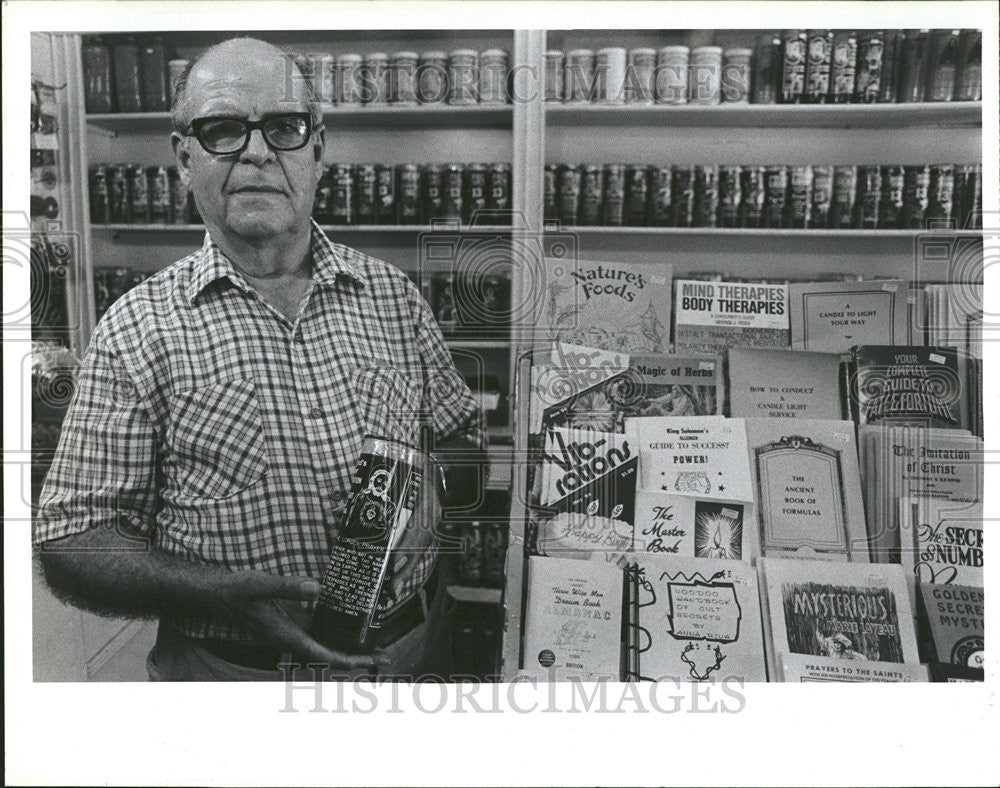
[35,222,482,641]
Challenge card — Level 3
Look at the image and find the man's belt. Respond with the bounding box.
[193,569,438,670]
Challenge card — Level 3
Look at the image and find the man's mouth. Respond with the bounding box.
[231,186,285,194]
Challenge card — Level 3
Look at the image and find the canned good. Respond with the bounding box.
[854,31,884,103]
[954,163,982,229]
[897,30,929,103]
[926,30,959,102]
[127,164,149,224]
[689,46,722,105]
[557,164,581,226]
[375,164,396,224]
[764,165,789,228]
[830,30,857,103]
[464,163,488,223]
[810,166,833,228]
[878,165,905,229]
[417,51,449,104]
[389,51,419,105]
[740,166,766,227]
[596,47,627,105]
[856,165,882,229]
[107,164,130,223]
[648,166,674,226]
[544,164,559,222]
[361,53,389,104]
[89,166,109,224]
[147,165,171,224]
[718,165,742,227]
[627,48,656,104]
[926,164,954,225]
[805,30,833,102]
[168,166,188,225]
[140,37,170,112]
[167,58,190,105]
[902,165,930,229]
[313,165,333,224]
[355,164,378,224]
[830,166,858,228]
[460,522,485,585]
[721,48,752,103]
[443,163,465,220]
[449,49,479,105]
[330,163,355,224]
[422,164,445,221]
[565,49,596,103]
[955,29,981,102]
[878,31,900,102]
[82,37,115,113]
[480,49,509,105]
[310,435,425,652]
[337,54,363,104]
[753,34,782,104]
[113,37,143,113]
[603,164,626,226]
[545,50,565,102]
[693,165,719,227]
[672,166,695,227]
[579,165,604,226]
[487,162,511,218]
[396,164,421,224]
[785,166,813,228]
[781,30,807,103]
[624,165,650,225]
[313,55,336,105]
[656,45,689,104]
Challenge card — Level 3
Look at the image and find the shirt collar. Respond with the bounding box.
[185,220,367,304]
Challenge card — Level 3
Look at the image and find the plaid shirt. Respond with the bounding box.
[36,222,483,642]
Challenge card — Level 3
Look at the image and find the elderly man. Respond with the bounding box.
[35,37,485,681]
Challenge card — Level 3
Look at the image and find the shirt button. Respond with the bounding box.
[309,407,323,419]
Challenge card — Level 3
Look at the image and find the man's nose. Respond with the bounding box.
[240,128,274,164]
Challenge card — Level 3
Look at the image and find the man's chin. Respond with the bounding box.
[224,211,296,239]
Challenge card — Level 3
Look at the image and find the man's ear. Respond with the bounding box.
[171,131,192,182]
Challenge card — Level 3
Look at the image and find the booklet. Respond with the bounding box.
[674,279,790,355]
[727,347,844,419]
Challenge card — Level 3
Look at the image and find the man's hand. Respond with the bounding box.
[217,571,387,670]
[385,454,441,603]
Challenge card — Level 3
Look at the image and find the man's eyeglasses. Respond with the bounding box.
[186,112,319,155]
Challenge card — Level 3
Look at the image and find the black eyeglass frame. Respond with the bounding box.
[186,112,321,155]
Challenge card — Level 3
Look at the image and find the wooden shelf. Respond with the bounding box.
[86,103,513,133]
[545,227,985,238]
[447,585,503,604]
[545,101,982,129]
[93,223,514,234]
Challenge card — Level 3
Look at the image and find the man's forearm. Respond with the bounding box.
[38,524,239,620]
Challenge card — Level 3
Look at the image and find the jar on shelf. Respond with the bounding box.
[82,36,115,113]
[721,47,752,103]
[139,35,171,112]
[689,45,723,105]
[479,48,509,105]
[564,49,596,104]
[656,45,689,104]
[389,51,419,105]
[112,36,143,113]
[626,48,656,104]
[545,49,564,102]
[337,53,363,105]
[361,52,389,104]
[417,51,448,104]
[595,47,627,105]
[448,49,479,105]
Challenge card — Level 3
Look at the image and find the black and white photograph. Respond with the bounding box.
[5,1,998,785]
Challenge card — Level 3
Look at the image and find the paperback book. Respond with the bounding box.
[745,418,869,561]
[778,653,928,682]
[632,491,755,560]
[899,497,983,587]
[916,582,984,680]
[623,555,767,682]
[673,279,790,355]
[727,348,844,419]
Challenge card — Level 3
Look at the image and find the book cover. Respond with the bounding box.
[778,653,928,682]
[625,416,755,503]
[851,345,966,430]
[540,258,673,353]
[624,555,767,682]
[745,418,869,561]
[632,491,755,560]
[789,279,913,353]
[899,497,983,587]
[860,426,982,562]
[727,348,844,419]
[758,558,921,669]
[522,555,624,680]
[674,279,790,355]
[916,583,985,671]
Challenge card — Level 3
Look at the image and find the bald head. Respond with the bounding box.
[170,37,321,133]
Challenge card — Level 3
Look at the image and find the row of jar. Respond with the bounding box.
[544,29,982,105]
[544,163,983,229]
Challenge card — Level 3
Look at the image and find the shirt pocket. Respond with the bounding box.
[166,378,269,500]
[351,366,423,445]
